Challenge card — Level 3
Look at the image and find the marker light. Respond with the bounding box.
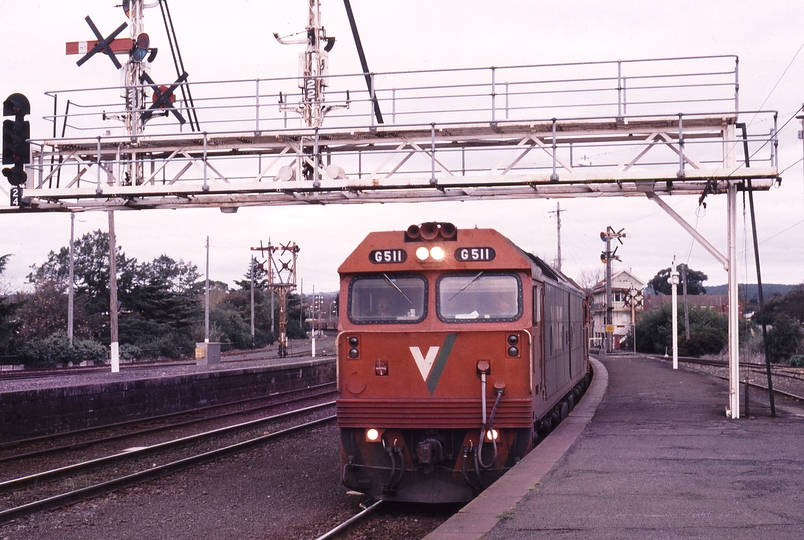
[416,246,430,261]
[132,33,150,62]
[486,429,499,441]
[430,246,446,261]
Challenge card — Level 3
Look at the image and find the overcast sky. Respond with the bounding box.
[1,0,803,294]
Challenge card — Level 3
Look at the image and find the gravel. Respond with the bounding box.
[0,421,453,540]
[1,423,364,540]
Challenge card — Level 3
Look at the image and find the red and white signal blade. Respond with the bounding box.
[66,38,133,55]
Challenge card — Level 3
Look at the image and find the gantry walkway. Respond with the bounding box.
[9,56,777,213]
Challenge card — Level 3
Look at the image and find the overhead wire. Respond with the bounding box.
[744,39,804,128]
[717,39,804,185]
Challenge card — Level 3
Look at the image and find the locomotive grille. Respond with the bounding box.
[336,398,534,428]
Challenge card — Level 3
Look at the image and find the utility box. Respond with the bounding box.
[195,342,221,365]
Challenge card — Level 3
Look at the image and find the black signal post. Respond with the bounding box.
[2,93,31,206]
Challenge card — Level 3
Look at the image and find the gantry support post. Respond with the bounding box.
[727,182,740,418]
[646,186,741,418]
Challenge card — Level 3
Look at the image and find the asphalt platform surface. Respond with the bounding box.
[427,354,804,540]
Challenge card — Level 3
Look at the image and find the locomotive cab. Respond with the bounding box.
[336,222,589,503]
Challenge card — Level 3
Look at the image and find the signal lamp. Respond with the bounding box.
[348,348,359,359]
[2,93,31,187]
[508,346,519,357]
[131,33,150,62]
[348,336,359,347]
[507,334,519,345]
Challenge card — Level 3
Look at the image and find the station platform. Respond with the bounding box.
[0,341,335,443]
[427,354,804,539]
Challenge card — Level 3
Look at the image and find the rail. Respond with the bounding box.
[43,55,741,136]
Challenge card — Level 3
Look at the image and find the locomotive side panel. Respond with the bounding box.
[542,281,588,406]
[569,291,587,380]
[543,283,568,398]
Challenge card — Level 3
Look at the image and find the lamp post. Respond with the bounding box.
[669,259,680,370]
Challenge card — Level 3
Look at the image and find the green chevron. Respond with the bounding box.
[426,333,457,395]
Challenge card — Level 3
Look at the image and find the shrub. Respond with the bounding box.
[635,303,754,357]
[16,332,107,368]
[766,314,802,363]
[788,355,804,367]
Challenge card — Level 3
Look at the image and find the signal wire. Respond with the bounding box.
[159,0,200,131]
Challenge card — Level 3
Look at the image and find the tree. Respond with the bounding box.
[15,278,92,340]
[752,285,804,326]
[119,256,202,358]
[207,276,277,349]
[233,258,270,292]
[27,230,137,340]
[647,265,708,295]
[635,303,753,357]
[766,314,802,364]
[578,268,604,291]
[0,254,22,353]
[25,232,204,358]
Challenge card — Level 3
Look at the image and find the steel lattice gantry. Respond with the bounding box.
[16,114,776,211]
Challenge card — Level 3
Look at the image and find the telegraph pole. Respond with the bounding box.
[670,259,680,369]
[548,202,565,272]
[68,213,75,347]
[205,236,210,342]
[680,263,690,340]
[250,256,256,347]
[108,211,119,372]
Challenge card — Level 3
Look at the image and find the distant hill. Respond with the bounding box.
[706,283,799,300]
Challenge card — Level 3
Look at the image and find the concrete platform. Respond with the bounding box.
[0,347,335,443]
[427,354,804,539]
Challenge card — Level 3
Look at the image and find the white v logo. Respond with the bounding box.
[410,346,440,381]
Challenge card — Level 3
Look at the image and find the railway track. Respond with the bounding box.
[0,382,336,458]
[315,500,386,540]
[0,401,336,525]
[654,355,804,402]
[0,338,336,381]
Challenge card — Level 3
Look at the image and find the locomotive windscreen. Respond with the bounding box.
[436,272,522,322]
[348,274,427,323]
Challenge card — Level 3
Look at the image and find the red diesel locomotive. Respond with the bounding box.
[337,222,590,503]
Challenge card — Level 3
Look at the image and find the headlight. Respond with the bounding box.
[366,428,384,442]
[430,246,446,261]
[415,245,446,261]
[485,428,499,441]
